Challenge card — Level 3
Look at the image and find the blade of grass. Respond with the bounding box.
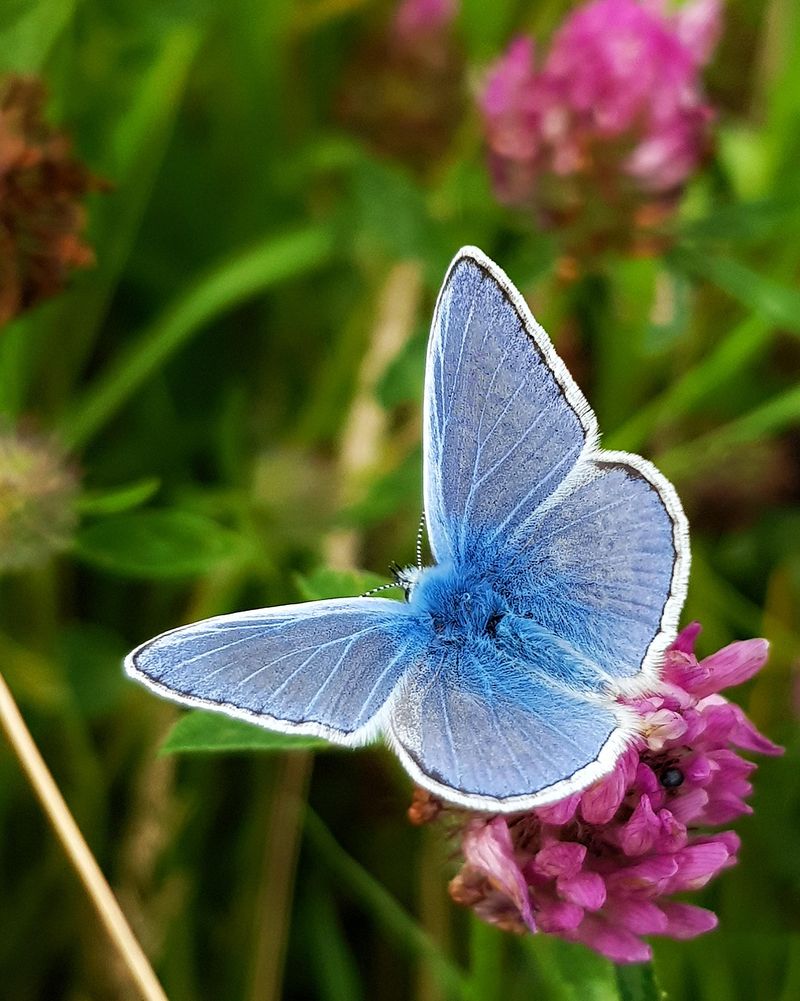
[305,876,366,1001]
[304,808,472,1000]
[0,309,50,416]
[59,223,335,450]
[656,381,800,478]
[757,0,800,184]
[592,258,658,433]
[1,25,203,420]
[779,935,800,1001]
[417,826,453,1001]
[521,935,621,1001]
[0,668,168,1001]
[688,546,800,650]
[615,964,663,1001]
[322,259,423,569]
[605,313,767,453]
[670,250,800,334]
[609,239,800,454]
[468,918,504,1000]
[0,0,77,72]
[677,197,800,243]
[53,24,203,402]
[248,751,314,1001]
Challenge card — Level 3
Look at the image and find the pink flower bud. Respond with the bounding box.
[660,901,719,939]
[533,841,586,878]
[462,818,535,931]
[557,870,607,910]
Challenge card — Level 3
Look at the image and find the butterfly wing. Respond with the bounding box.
[387,636,628,810]
[423,247,688,688]
[424,247,597,565]
[504,456,688,687]
[125,598,423,746]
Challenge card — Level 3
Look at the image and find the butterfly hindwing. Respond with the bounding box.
[387,639,624,809]
[501,456,688,684]
[125,598,423,746]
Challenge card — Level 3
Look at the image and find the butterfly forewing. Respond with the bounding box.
[126,598,424,746]
[424,251,596,566]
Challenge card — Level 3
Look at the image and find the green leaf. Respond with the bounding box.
[160,711,327,754]
[294,567,390,602]
[76,478,160,516]
[74,509,247,579]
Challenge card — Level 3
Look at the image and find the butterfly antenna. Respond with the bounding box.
[416,510,426,570]
[361,579,404,598]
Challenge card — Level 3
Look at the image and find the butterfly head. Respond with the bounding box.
[390,562,425,599]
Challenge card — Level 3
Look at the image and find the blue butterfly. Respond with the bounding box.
[126,247,690,812]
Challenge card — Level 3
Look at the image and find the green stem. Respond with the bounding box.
[468,919,504,1000]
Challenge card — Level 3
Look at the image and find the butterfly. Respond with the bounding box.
[126,247,690,812]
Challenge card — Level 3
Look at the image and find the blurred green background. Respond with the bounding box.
[1,1,799,999]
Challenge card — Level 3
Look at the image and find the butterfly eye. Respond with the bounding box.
[660,766,684,789]
[485,613,504,638]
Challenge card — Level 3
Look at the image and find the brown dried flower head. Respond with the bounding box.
[0,75,102,326]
